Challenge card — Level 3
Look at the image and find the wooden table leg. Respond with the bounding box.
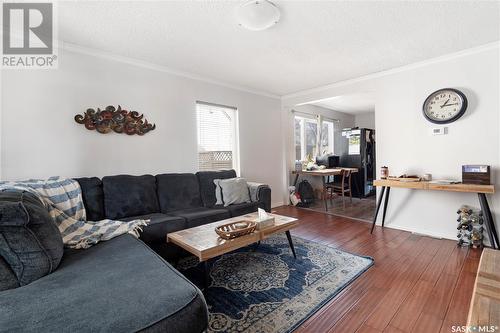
[251,241,261,252]
[478,193,499,249]
[371,186,386,234]
[285,231,297,259]
[322,176,328,212]
[381,187,391,227]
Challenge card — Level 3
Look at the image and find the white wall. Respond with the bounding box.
[354,112,375,129]
[283,43,500,243]
[0,47,284,206]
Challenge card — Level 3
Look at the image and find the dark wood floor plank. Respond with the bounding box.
[327,287,387,333]
[269,206,481,333]
[306,235,434,332]
[388,279,435,332]
[356,323,383,333]
[301,251,410,331]
[362,238,441,331]
[410,313,443,333]
[420,240,457,283]
[440,252,481,333]
[384,326,407,333]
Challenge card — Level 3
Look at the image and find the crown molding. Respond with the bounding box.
[57,40,499,101]
[59,41,280,100]
[282,41,500,101]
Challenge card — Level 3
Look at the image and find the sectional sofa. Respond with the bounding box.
[0,170,271,333]
[77,170,271,259]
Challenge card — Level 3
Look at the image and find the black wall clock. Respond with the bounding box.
[422,88,468,124]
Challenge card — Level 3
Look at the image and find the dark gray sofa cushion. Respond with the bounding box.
[168,207,230,228]
[0,191,63,288]
[0,234,208,333]
[156,173,203,212]
[225,201,259,217]
[121,213,186,244]
[102,175,159,220]
[74,177,105,221]
[258,186,272,212]
[196,170,237,207]
[0,256,19,291]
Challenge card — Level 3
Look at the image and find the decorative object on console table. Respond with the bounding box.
[380,166,388,179]
[74,105,156,135]
[387,175,421,182]
[462,165,490,185]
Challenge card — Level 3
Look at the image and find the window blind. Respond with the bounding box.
[196,102,237,171]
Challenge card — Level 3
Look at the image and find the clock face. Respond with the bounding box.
[423,88,467,124]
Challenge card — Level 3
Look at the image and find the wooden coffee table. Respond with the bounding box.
[167,212,298,289]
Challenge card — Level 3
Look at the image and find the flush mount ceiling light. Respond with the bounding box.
[236,0,280,31]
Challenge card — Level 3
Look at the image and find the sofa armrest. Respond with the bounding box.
[247,182,271,212]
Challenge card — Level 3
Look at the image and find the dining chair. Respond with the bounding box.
[325,169,353,209]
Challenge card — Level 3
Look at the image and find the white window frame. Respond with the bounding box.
[294,114,335,161]
[320,119,335,156]
[196,101,239,173]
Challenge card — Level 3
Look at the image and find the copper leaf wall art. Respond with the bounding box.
[74,105,156,135]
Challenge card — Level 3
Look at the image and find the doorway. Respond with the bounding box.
[291,93,376,222]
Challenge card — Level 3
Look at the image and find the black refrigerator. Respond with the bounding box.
[339,128,376,198]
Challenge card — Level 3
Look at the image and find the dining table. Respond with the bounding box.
[292,168,359,211]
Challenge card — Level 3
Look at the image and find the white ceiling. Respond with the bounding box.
[310,93,375,115]
[58,1,500,96]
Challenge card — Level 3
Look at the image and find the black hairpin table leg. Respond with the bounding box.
[371,186,386,234]
[285,231,297,259]
[381,187,391,228]
[478,193,499,249]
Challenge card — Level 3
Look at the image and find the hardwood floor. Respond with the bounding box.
[271,205,480,333]
[306,196,376,222]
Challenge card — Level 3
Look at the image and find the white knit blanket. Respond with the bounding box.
[0,177,148,249]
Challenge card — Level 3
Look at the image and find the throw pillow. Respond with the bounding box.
[213,179,223,205]
[219,178,251,207]
[0,191,64,288]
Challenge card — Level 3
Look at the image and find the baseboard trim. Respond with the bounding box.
[271,201,285,208]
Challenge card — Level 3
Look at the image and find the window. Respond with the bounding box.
[348,129,361,155]
[197,102,238,171]
[294,115,334,161]
[321,120,334,156]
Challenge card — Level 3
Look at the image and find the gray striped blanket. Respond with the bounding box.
[0,177,148,249]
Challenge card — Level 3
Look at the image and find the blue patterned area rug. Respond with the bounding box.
[178,234,374,333]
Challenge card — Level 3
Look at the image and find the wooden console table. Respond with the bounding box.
[371,179,498,249]
[292,168,358,211]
